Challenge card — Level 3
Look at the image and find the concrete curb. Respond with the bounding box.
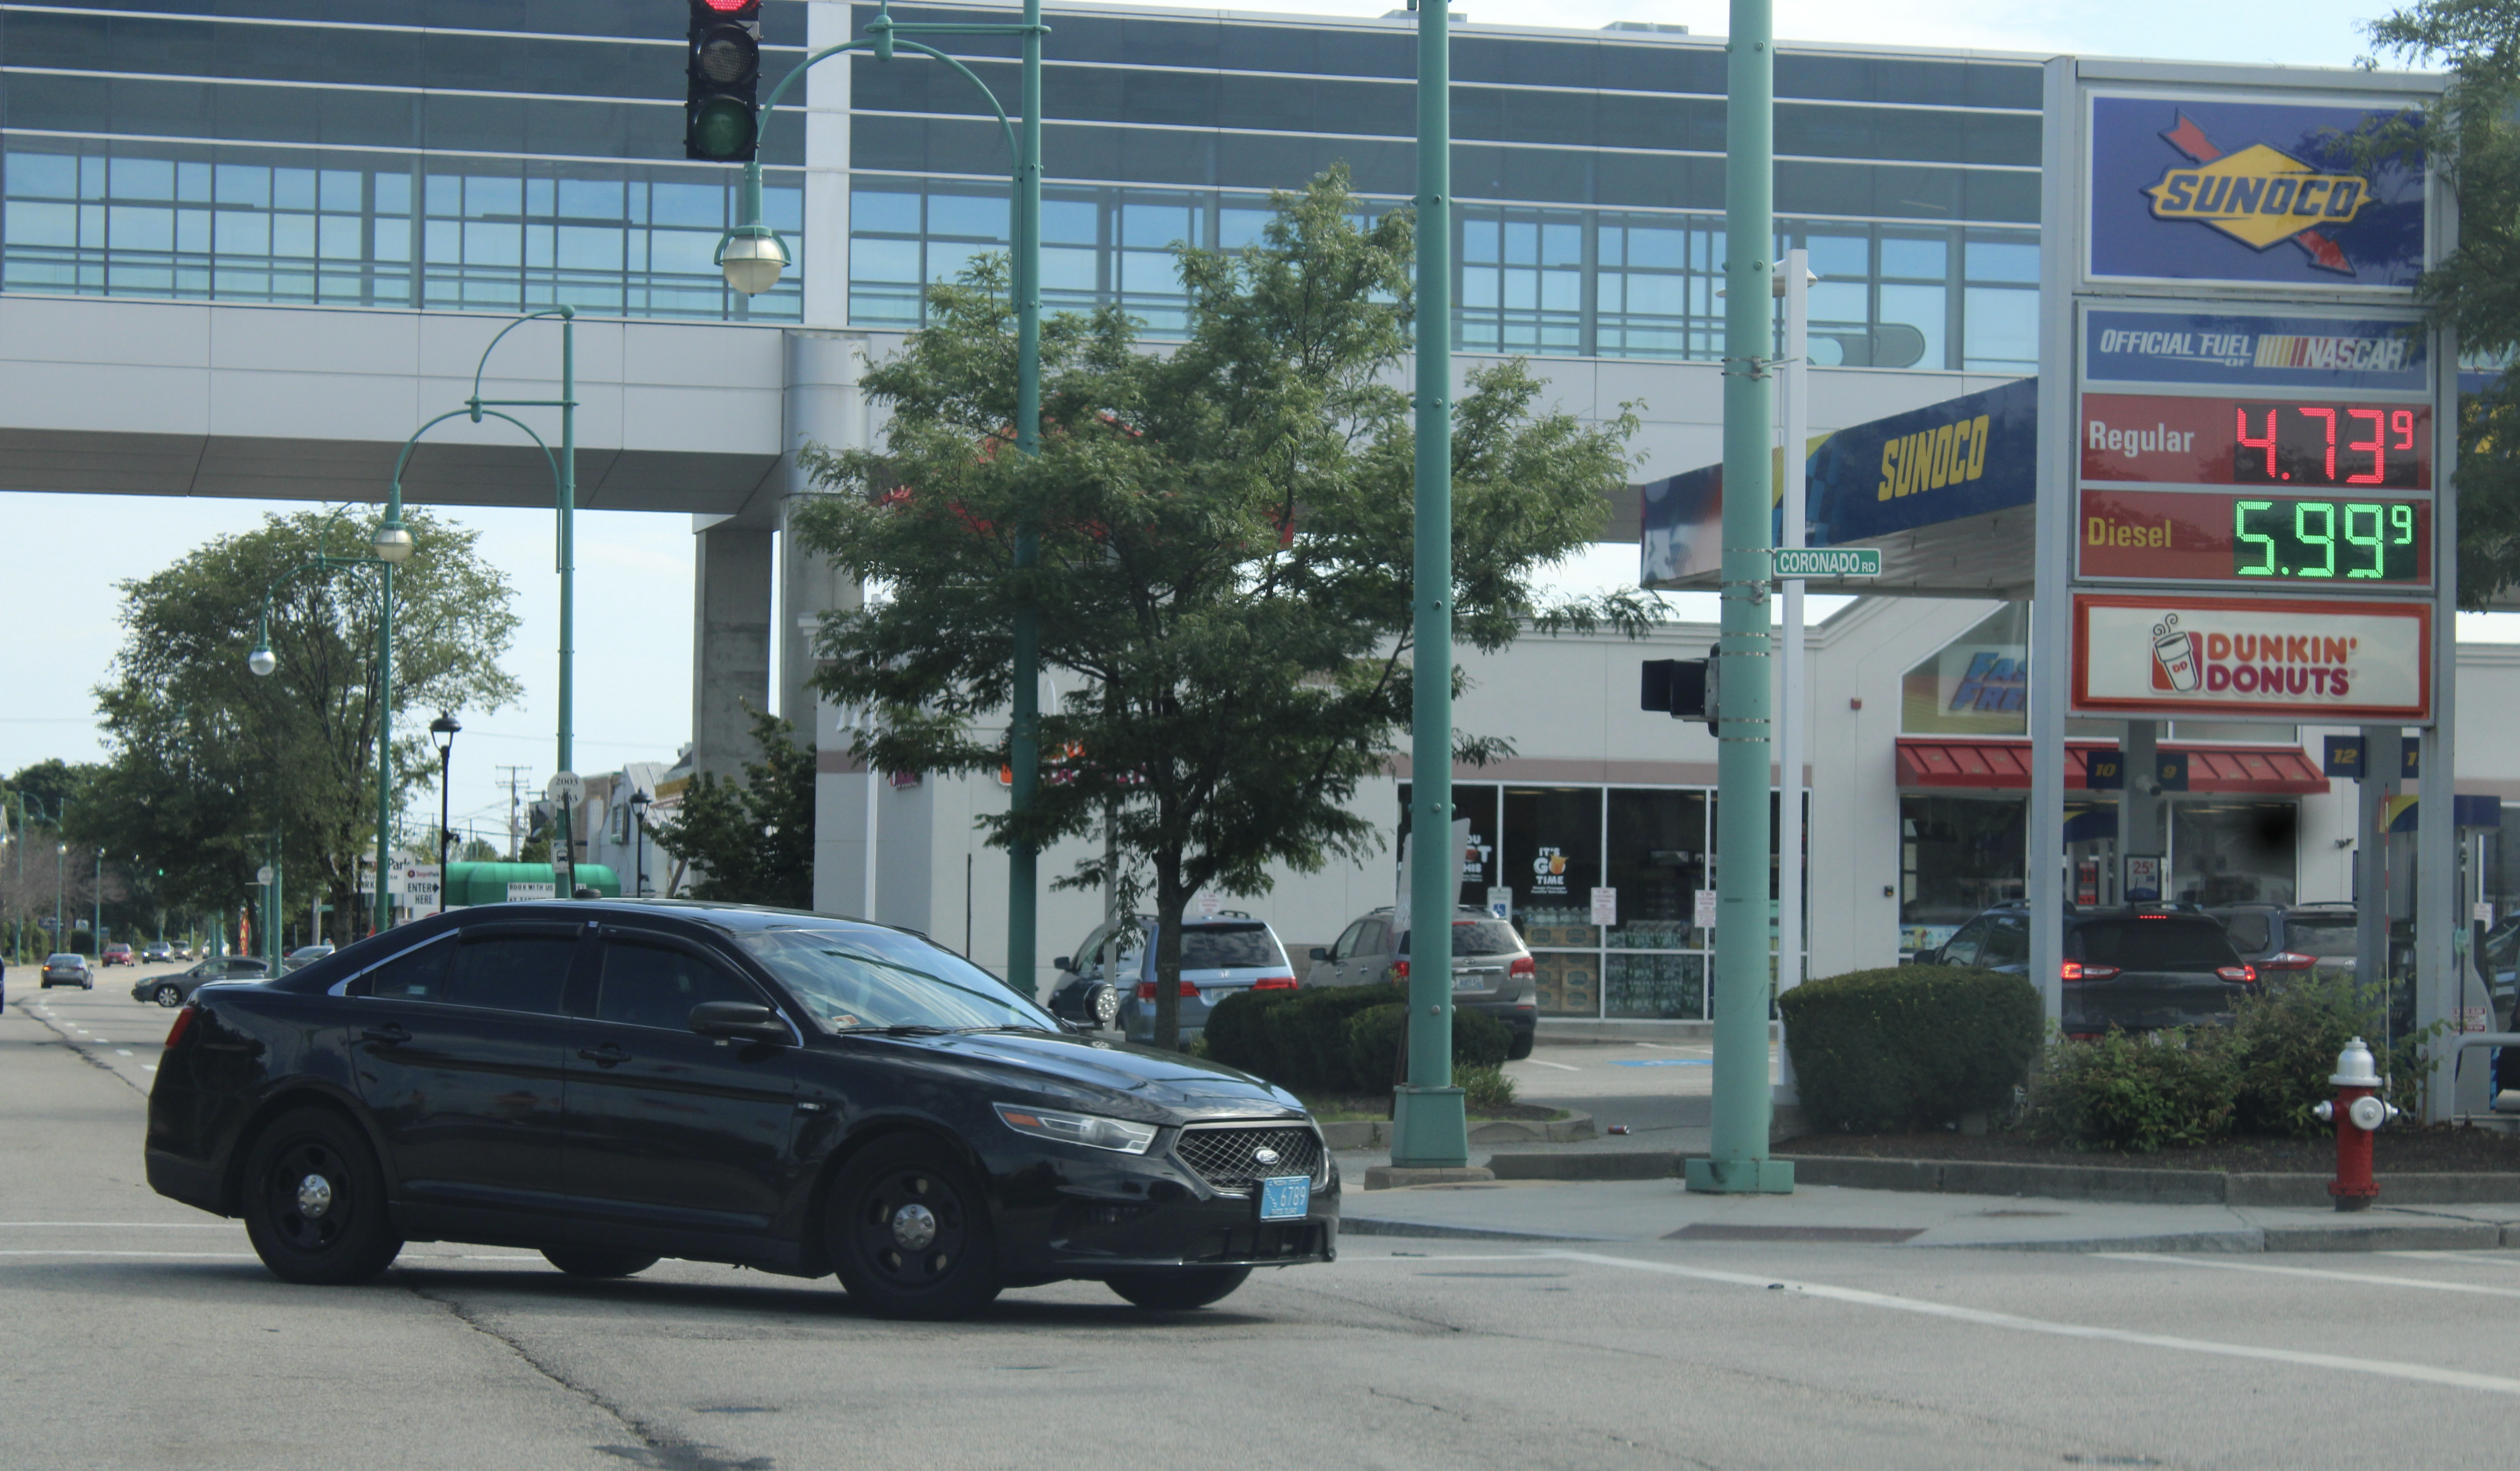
[1485,1150,2520,1208]
[1338,1217,1603,1243]
[1320,1111,1593,1151]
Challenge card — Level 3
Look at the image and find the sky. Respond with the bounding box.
[0,0,2484,790]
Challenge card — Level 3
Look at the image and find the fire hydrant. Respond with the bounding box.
[2311,1037,2401,1212]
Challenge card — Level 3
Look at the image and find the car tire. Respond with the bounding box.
[1506,1029,1535,1062]
[824,1135,1002,1320]
[81,980,92,990]
[540,1246,660,1279]
[1105,1266,1252,1311]
[153,984,183,1008]
[239,1107,404,1285]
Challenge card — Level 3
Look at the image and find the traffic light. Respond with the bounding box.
[685,0,762,162]
[1641,650,1721,735]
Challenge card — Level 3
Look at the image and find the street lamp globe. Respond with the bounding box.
[429,711,462,753]
[372,520,416,564]
[719,229,790,296]
[247,645,278,678]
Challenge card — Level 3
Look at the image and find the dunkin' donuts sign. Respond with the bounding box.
[2071,593,2430,720]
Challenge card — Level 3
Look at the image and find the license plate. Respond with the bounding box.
[1256,1175,1311,1221]
[1453,973,1489,991]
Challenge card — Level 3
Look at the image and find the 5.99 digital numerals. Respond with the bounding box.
[2232,498,2419,580]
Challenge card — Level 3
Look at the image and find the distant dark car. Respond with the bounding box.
[2210,902,2361,984]
[101,944,135,967]
[142,943,178,964]
[137,956,273,1008]
[41,954,92,990]
[1929,903,2256,1035]
[146,901,1336,1318]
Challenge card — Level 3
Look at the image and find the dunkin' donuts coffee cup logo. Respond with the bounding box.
[2149,614,2201,693]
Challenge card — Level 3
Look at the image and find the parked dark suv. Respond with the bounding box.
[1929,903,2257,1034]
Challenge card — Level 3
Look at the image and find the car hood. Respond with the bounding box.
[847,1028,1308,1124]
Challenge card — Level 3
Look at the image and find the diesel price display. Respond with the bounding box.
[2078,488,2430,588]
[2231,497,2418,580]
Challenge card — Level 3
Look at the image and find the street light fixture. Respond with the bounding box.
[627,789,652,898]
[430,712,461,907]
[717,227,790,297]
[247,644,278,678]
[371,520,415,564]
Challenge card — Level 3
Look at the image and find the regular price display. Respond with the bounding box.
[2232,406,2422,489]
[2080,392,2430,489]
[2232,497,2418,580]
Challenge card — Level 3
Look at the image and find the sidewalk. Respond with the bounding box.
[1332,1156,2520,1253]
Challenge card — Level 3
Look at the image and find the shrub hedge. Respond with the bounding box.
[2024,1028,2239,1152]
[1777,965,2042,1133]
[1205,984,1509,1095]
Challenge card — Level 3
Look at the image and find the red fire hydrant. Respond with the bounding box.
[2311,1037,2400,1213]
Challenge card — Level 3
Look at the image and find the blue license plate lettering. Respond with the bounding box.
[1257,1175,1310,1221]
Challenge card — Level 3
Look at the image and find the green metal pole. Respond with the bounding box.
[373,559,395,936]
[1688,0,1792,1195]
[1005,0,1044,999]
[558,312,576,782]
[1391,0,1470,1170]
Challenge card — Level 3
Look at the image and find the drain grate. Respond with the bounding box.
[1666,1224,1923,1244]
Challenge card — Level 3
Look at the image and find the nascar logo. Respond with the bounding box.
[2142,114,2368,274]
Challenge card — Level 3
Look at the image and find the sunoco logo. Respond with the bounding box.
[2143,113,2369,275]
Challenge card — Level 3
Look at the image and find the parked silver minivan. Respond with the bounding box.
[1303,906,1538,1059]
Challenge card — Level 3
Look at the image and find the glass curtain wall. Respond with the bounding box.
[1402,781,1804,1020]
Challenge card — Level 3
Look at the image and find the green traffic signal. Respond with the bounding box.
[690,97,758,161]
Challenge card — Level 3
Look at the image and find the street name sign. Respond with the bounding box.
[1772,548,1881,578]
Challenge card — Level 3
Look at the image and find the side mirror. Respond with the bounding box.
[689,999,792,1044]
[1308,947,1328,962]
[1053,956,1072,972]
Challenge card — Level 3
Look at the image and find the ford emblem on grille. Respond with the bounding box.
[1254,1147,1281,1166]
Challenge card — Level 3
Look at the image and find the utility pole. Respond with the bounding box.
[497,766,532,861]
[1688,0,1794,1195]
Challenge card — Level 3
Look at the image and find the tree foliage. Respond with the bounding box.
[2368,3,2520,602]
[77,508,521,941]
[646,708,815,910]
[795,169,1653,1045]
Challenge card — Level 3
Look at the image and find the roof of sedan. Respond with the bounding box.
[454,898,899,936]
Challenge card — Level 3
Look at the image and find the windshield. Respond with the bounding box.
[1399,919,1524,958]
[1172,924,1283,969]
[736,926,1060,1035]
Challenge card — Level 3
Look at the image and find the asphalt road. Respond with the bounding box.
[8,974,2520,1471]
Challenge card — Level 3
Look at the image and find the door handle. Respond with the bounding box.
[577,1043,630,1066]
[360,1024,410,1045]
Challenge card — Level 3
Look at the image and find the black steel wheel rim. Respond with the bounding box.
[262,1136,351,1257]
[855,1167,969,1290]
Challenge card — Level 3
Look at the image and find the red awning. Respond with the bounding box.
[1895,739,2328,795]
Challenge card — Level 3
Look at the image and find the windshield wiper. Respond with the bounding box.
[833,1023,954,1037]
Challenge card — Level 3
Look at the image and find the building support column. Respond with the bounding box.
[691,518,773,782]
[2123,719,2159,900]
[784,329,873,918]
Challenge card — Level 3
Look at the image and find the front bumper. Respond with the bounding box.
[991,1134,1339,1277]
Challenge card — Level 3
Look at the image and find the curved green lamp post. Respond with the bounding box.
[712,0,1047,991]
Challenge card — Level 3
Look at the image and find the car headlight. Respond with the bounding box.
[994,1103,1160,1155]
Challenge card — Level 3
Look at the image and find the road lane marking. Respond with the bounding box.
[2104,1252,2520,1300]
[1521,1060,1581,1071]
[114,1049,131,1056]
[1544,1250,2520,1397]
[2383,1251,2520,1268]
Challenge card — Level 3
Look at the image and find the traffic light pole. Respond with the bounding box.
[722,0,1045,989]
[1688,0,1793,1196]
[1390,0,1470,1170]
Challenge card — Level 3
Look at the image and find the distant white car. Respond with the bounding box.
[280,944,337,973]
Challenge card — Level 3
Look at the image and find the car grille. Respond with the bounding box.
[1173,1125,1323,1196]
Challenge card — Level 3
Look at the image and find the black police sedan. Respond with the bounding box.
[144,900,1336,1318]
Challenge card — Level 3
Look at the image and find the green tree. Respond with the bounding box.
[79,507,521,944]
[646,708,815,909]
[2368,3,2520,601]
[796,169,1651,1047]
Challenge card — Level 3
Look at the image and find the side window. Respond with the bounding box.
[1068,926,1108,976]
[1981,917,2029,968]
[440,934,575,1014]
[597,940,762,1032]
[365,936,456,1001]
[1940,919,1988,966]
[1329,921,1368,961]
[1358,921,1389,957]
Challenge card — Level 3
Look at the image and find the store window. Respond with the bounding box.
[1503,787,1603,1017]
[1396,783,1503,911]
[1604,789,1709,1018]
[1900,795,2024,955]
[2172,801,2297,906]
